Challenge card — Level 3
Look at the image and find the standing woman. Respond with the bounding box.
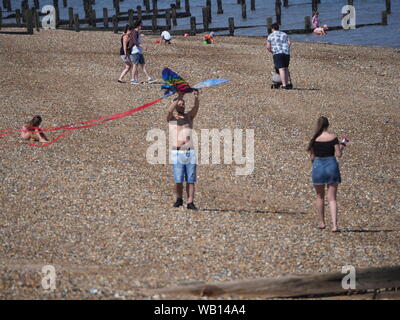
[129,20,156,84]
[307,116,347,232]
[118,25,134,83]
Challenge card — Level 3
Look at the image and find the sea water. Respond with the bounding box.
[4,0,400,47]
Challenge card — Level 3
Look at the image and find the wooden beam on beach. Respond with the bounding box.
[152,0,158,17]
[128,9,133,26]
[170,4,177,26]
[115,0,120,16]
[32,8,39,32]
[311,0,318,15]
[144,0,150,13]
[267,17,272,34]
[241,0,247,19]
[142,266,400,298]
[90,8,96,27]
[0,9,2,30]
[15,9,21,26]
[381,11,388,25]
[112,14,117,33]
[175,0,180,9]
[283,0,288,8]
[151,14,157,32]
[184,0,190,14]
[216,0,223,14]
[68,7,73,28]
[34,0,39,10]
[275,0,281,25]
[62,0,67,8]
[190,16,196,35]
[103,8,108,28]
[25,7,33,34]
[165,9,171,30]
[137,5,142,21]
[305,15,311,31]
[202,7,209,32]
[206,0,211,23]
[74,13,79,32]
[251,0,255,11]
[386,0,391,14]
[228,17,234,36]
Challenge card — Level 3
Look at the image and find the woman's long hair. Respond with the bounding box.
[307,116,329,152]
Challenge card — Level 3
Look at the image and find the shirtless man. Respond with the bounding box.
[167,90,200,210]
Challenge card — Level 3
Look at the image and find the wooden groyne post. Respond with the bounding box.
[283,0,288,8]
[241,0,247,19]
[386,0,391,14]
[74,13,80,32]
[202,7,209,32]
[305,15,311,31]
[25,7,33,34]
[170,4,177,26]
[251,0,255,11]
[228,17,234,36]
[311,0,318,14]
[190,16,196,35]
[217,0,223,14]
[144,0,150,13]
[267,17,272,34]
[137,5,143,21]
[112,14,118,33]
[185,0,190,14]
[103,8,108,28]
[68,7,73,28]
[381,11,388,25]
[275,0,281,25]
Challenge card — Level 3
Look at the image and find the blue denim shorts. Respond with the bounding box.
[170,150,197,184]
[130,53,145,65]
[312,156,341,185]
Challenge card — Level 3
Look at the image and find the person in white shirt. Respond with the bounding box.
[161,30,172,44]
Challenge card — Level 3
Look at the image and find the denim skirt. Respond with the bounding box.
[312,156,341,185]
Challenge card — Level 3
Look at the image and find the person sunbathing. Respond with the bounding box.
[21,115,49,143]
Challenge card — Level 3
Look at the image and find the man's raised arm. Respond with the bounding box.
[188,91,200,120]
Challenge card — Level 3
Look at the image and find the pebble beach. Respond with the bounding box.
[0,29,399,299]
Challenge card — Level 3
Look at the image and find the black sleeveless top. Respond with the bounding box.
[312,138,339,157]
[119,34,132,55]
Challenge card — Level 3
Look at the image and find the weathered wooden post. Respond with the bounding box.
[386,0,391,14]
[16,9,21,26]
[251,0,255,11]
[206,0,212,23]
[241,0,247,19]
[152,0,158,16]
[305,16,311,31]
[34,9,40,31]
[74,13,80,31]
[25,8,33,34]
[185,0,190,14]
[170,4,177,26]
[137,5,142,21]
[63,0,67,8]
[144,0,150,13]
[0,9,2,30]
[267,17,272,34]
[202,7,209,31]
[311,0,317,14]
[381,11,388,25]
[103,8,108,28]
[175,0,180,9]
[91,9,96,27]
[53,0,60,28]
[228,17,234,36]
[275,0,281,25]
[128,9,133,26]
[32,8,39,31]
[190,16,196,35]
[283,0,288,8]
[68,7,73,27]
[151,14,157,31]
[112,14,118,33]
[217,0,223,14]
[115,0,120,16]
[165,9,171,30]
[34,0,39,9]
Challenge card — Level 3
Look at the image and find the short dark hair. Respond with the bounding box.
[133,20,142,29]
[271,23,279,30]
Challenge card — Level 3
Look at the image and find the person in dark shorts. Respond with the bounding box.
[307,116,348,232]
[129,20,156,85]
[266,23,292,89]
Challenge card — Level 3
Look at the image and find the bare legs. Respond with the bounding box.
[279,67,289,87]
[119,62,132,82]
[314,183,339,231]
[131,64,152,82]
[175,183,195,204]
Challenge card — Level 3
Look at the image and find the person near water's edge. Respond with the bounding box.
[129,20,156,85]
[266,23,292,90]
[308,116,347,232]
[167,91,200,210]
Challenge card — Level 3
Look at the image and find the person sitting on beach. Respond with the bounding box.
[161,30,172,44]
[312,11,319,28]
[266,23,292,89]
[130,20,156,85]
[118,25,134,83]
[167,90,200,210]
[314,24,328,36]
[21,115,49,143]
[307,116,347,232]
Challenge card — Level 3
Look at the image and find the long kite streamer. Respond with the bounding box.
[1,68,230,148]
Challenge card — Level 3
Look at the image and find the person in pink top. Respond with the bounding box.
[21,115,48,143]
[312,11,319,28]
